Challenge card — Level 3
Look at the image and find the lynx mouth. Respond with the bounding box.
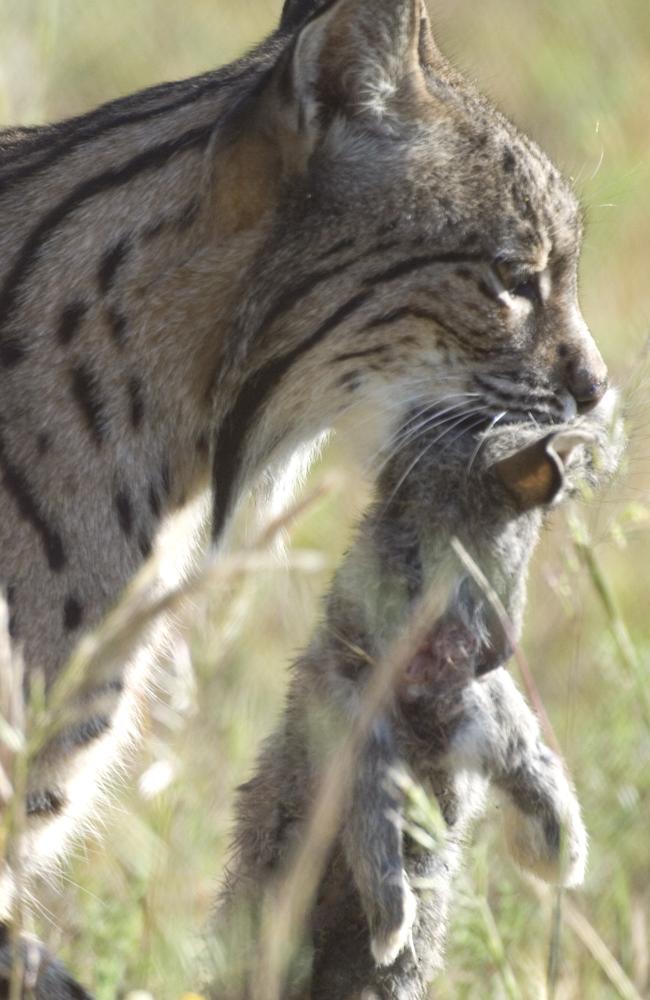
[473,373,576,428]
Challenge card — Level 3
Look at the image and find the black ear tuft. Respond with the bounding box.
[280,0,332,33]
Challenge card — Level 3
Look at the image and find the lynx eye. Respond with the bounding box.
[510,275,540,303]
[492,262,541,305]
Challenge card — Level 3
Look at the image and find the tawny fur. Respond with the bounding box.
[0,0,609,993]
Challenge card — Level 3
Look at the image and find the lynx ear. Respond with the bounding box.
[493,430,593,512]
[274,0,428,141]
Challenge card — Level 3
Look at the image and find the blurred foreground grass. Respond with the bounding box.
[1,1,649,997]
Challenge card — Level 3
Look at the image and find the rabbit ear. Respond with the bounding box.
[493,430,593,512]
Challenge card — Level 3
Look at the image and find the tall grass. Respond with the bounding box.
[0,2,648,997]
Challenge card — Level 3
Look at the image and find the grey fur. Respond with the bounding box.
[0,0,611,991]
[212,393,622,998]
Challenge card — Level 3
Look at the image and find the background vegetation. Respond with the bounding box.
[1,1,649,997]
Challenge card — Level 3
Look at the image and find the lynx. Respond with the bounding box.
[216,394,620,999]
[0,0,608,993]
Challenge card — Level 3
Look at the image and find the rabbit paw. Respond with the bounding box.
[503,771,587,888]
[369,875,417,967]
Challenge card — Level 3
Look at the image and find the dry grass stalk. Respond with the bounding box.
[0,481,334,998]
[525,876,644,1000]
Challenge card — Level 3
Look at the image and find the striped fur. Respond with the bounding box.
[0,0,608,993]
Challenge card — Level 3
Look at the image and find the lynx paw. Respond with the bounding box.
[0,925,94,999]
[370,876,417,967]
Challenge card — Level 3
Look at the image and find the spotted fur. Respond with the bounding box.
[0,0,608,993]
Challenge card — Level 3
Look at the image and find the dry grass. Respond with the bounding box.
[1,2,649,997]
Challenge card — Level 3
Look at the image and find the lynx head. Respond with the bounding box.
[212,0,607,533]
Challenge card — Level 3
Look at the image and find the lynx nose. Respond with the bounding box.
[559,322,609,413]
[566,359,609,413]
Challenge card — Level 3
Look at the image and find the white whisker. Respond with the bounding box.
[380,405,491,510]
[437,411,494,461]
[372,396,479,475]
[466,410,508,477]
